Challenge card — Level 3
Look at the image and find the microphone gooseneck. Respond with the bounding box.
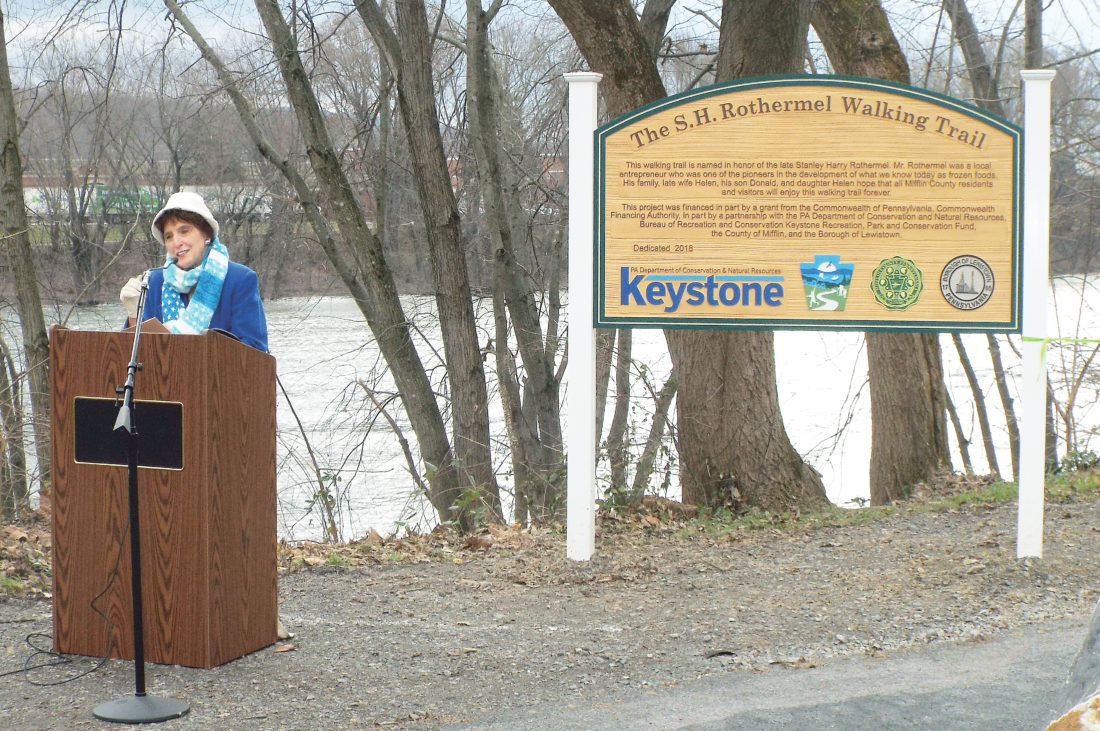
[141,257,180,287]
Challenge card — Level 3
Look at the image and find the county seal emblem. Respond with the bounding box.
[870,256,924,310]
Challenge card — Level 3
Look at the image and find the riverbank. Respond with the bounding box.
[2,476,1100,728]
[0,244,346,306]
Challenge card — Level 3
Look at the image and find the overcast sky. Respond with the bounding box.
[2,0,1096,82]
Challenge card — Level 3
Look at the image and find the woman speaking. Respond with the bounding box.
[121,191,268,352]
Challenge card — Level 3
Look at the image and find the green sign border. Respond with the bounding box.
[593,74,1023,332]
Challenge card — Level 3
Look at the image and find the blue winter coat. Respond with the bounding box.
[133,262,269,352]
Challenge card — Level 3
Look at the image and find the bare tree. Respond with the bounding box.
[813,0,951,504]
[0,6,50,494]
[464,0,566,518]
[16,5,141,302]
[549,0,828,515]
[630,369,677,496]
[165,0,481,528]
[604,329,632,490]
[940,0,1052,475]
[354,0,501,523]
[950,333,1000,477]
[0,338,29,518]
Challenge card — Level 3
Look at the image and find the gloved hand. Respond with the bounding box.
[119,276,143,321]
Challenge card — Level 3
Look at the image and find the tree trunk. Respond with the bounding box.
[548,0,827,514]
[951,333,999,478]
[1046,378,1058,470]
[0,340,29,519]
[493,291,533,525]
[668,329,824,511]
[547,0,667,115]
[866,293,950,500]
[940,0,1053,473]
[942,0,999,106]
[605,329,632,490]
[810,0,910,80]
[813,0,950,504]
[986,333,1019,479]
[389,0,500,524]
[221,0,466,523]
[1024,0,1042,68]
[0,7,50,492]
[867,333,949,503]
[61,123,97,296]
[594,329,614,446]
[944,388,975,476]
[716,0,812,81]
[631,372,676,495]
[465,0,563,513]
[668,0,826,513]
[639,0,676,59]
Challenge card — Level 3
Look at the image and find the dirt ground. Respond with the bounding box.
[2,482,1100,728]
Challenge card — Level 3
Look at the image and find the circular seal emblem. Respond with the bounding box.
[870,256,924,310]
[940,255,994,310]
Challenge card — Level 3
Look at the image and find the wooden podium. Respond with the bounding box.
[49,325,277,668]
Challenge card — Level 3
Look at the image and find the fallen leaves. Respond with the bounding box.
[464,535,493,550]
[3,526,29,542]
[1,511,52,598]
[769,656,819,669]
[277,523,555,572]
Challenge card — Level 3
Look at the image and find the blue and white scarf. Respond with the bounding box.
[161,238,229,336]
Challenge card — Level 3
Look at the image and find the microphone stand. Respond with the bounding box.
[93,274,190,724]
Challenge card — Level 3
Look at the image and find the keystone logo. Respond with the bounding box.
[800,255,854,311]
[619,267,785,313]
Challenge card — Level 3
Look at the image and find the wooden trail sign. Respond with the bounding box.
[595,75,1022,331]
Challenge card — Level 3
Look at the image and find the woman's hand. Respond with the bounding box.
[120,276,143,320]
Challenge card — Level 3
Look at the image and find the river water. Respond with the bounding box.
[27,276,1100,540]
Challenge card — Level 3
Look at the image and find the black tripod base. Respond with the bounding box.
[93,694,190,724]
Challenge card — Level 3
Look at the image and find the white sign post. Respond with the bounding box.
[565,71,601,561]
[1017,69,1056,559]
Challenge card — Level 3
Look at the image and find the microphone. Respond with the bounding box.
[141,257,179,286]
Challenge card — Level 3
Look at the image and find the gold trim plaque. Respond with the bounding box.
[73,396,184,470]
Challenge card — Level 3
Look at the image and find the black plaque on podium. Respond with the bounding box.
[73,397,184,470]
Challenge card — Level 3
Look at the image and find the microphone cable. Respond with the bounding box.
[0,509,128,685]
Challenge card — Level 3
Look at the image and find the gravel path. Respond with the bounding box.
[2,494,1098,729]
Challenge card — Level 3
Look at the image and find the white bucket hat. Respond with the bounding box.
[151,191,219,245]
